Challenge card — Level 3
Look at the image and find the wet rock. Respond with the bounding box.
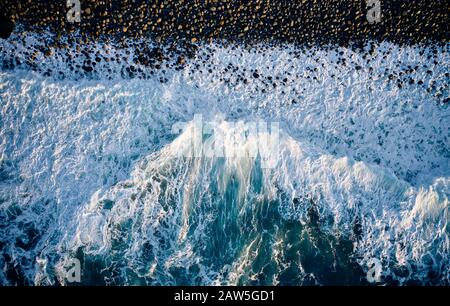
[82,65,93,73]
[0,16,14,39]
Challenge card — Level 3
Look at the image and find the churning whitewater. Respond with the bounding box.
[0,32,449,285]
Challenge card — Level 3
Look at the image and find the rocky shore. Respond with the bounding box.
[0,1,447,103]
[0,0,448,45]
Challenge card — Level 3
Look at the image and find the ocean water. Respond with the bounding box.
[0,32,449,285]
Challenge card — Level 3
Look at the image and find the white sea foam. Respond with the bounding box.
[0,34,448,285]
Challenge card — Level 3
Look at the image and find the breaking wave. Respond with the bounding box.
[0,32,449,285]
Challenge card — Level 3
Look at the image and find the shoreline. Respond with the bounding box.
[1,1,448,45]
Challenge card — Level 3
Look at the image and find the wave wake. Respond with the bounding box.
[45,119,446,285]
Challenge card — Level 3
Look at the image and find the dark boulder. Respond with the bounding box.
[0,16,14,39]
